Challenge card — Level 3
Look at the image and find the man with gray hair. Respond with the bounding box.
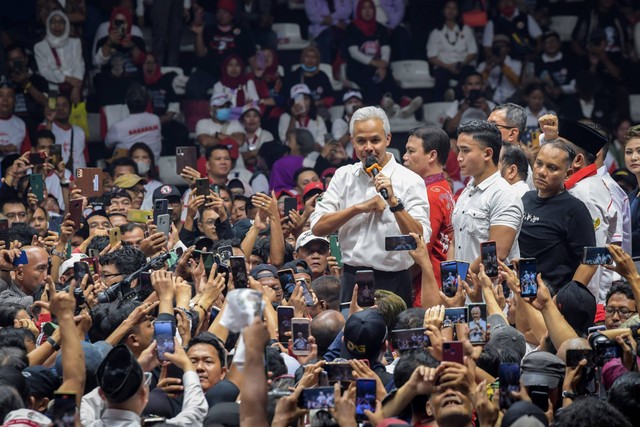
[489,103,535,189]
[311,106,430,306]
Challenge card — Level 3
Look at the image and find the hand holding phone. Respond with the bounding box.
[481,241,498,277]
[154,320,175,361]
[518,258,538,298]
[291,318,311,355]
[355,270,375,307]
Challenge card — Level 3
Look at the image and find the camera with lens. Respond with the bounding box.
[589,332,623,366]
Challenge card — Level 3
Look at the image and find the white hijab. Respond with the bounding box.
[45,10,70,49]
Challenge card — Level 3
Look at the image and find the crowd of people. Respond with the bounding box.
[1,0,640,426]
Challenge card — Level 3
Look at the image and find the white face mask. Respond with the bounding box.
[136,161,150,175]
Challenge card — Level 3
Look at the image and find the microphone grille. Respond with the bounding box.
[364,156,377,168]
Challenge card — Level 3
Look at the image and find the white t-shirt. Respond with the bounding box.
[427,24,477,65]
[195,119,244,139]
[331,117,354,158]
[239,128,273,153]
[0,115,27,160]
[212,81,259,107]
[141,179,163,210]
[47,122,87,173]
[477,57,522,104]
[278,113,328,147]
[104,112,162,162]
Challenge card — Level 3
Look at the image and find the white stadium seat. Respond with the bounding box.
[422,102,452,127]
[630,94,640,122]
[391,60,435,89]
[273,23,310,50]
[549,16,578,42]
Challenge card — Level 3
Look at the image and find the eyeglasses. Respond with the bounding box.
[128,187,147,195]
[491,123,517,130]
[5,212,27,220]
[101,272,124,280]
[604,307,637,318]
[203,220,217,227]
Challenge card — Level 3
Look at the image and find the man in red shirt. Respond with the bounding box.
[403,126,455,306]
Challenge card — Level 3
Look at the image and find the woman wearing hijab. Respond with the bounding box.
[94,7,146,77]
[212,55,259,108]
[34,11,85,103]
[345,0,422,117]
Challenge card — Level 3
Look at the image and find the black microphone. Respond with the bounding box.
[364,156,388,199]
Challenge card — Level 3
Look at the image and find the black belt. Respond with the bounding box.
[343,264,407,275]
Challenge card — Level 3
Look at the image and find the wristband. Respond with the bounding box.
[561,390,576,399]
[47,337,61,351]
[51,249,68,260]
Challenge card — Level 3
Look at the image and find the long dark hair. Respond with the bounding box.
[128,142,159,181]
[438,0,463,30]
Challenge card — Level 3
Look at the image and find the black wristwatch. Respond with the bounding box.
[389,199,404,213]
[562,390,577,399]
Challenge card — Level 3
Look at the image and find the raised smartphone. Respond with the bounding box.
[481,241,498,277]
[291,318,311,355]
[355,269,375,307]
[154,320,174,362]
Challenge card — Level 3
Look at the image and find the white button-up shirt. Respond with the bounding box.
[452,171,523,263]
[310,155,431,272]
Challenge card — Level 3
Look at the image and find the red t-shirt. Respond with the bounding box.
[413,173,455,307]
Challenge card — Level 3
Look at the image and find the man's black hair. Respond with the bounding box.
[188,332,227,369]
[0,197,26,215]
[1,155,19,179]
[0,328,35,353]
[393,350,440,420]
[0,386,25,421]
[458,120,503,165]
[311,276,341,312]
[609,372,640,427]
[98,246,146,275]
[552,397,632,427]
[293,167,317,187]
[500,143,529,181]
[477,342,523,378]
[108,157,138,178]
[211,238,242,251]
[0,304,26,328]
[408,126,450,166]
[125,82,149,114]
[492,103,527,138]
[251,239,269,264]
[8,223,38,246]
[34,129,56,146]
[606,282,636,305]
[119,222,146,234]
[265,347,287,379]
[86,236,110,254]
[544,140,577,168]
[205,144,231,162]
[0,347,28,371]
[88,299,140,343]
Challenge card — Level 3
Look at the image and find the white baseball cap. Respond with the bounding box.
[59,253,88,278]
[290,83,311,100]
[295,230,330,251]
[210,92,231,107]
[342,90,363,102]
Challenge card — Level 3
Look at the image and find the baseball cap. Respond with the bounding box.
[204,402,240,427]
[558,120,608,156]
[341,309,387,361]
[502,401,549,427]
[556,280,596,336]
[217,0,236,14]
[240,103,261,117]
[56,341,113,393]
[222,139,240,160]
[520,351,566,388]
[2,409,53,427]
[228,178,245,194]
[343,91,363,102]
[290,83,311,99]
[22,366,60,399]
[96,345,144,403]
[611,168,636,188]
[282,259,311,276]
[152,185,182,201]
[250,264,278,280]
[58,253,88,278]
[295,230,329,251]
[210,92,231,107]
[487,314,527,360]
[320,167,336,180]
[113,174,147,189]
[302,181,323,200]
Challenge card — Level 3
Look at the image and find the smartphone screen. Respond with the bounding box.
[154,320,175,362]
[582,247,613,265]
[48,91,58,111]
[291,318,310,355]
[390,328,428,351]
[230,256,248,288]
[481,241,498,277]
[384,235,417,251]
[355,379,377,421]
[443,307,467,327]
[217,245,233,267]
[325,362,355,382]
[519,258,538,298]
[29,152,46,166]
[329,234,342,267]
[467,303,487,344]
[277,269,296,296]
[442,341,464,364]
[53,392,76,427]
[499,363,520,410]
[73,261,93,285]
[50,144,62,166]
[457,261,470,282]
[527,385,549,412]
[440,261,458,297]
[277,306,294,343]
[595,341,622,364]
[298,386,334,409]
[284,197,297,217]
[29,173,44,201]
[355,270,375,307]
[202,252,215,278]
[298,278,315,306]
[140,272,153,295]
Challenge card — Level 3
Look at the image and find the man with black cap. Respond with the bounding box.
[152,184,184,231]
[250,263,283,304]
[518,137,596,293]
[83,342,207,426]
[520,350,566,412]
[542,116,620,301]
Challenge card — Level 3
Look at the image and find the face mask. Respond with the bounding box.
[301,64,318,73]
[345,103,359,115]
[216,108,232,122]
[136,161,150,175]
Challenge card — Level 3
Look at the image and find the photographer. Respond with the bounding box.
[444,72,495,137]
[478,35,522,105]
